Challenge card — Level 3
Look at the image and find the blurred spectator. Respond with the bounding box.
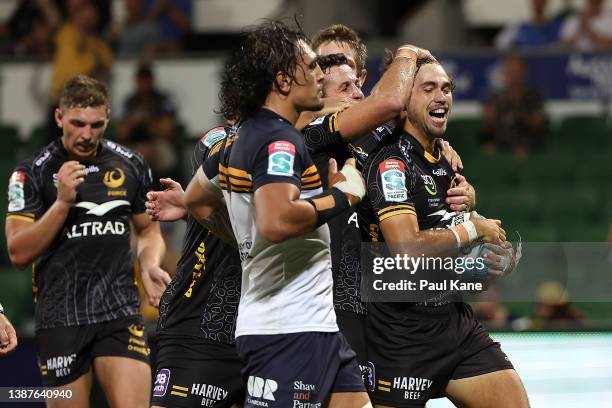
[495,0,562,50]
[144,0,193,53]
[3,0,61,57]
[480,54,547,158]
[49,1,112,102]
[560,0,612,51]
[108,0,160,57]
[117,63,179,184]
[530,280,587,330]
[56,0,110,35]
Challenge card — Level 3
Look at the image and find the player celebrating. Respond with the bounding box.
[208,20,370,407]
[358,57,528,407]
[5,76,169,408]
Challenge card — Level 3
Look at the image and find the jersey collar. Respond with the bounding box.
[400,131,441,164]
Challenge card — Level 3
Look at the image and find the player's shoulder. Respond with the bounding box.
[242,109,302,145]
[363,131,403,172]
[102,139,145,167]
[197,126,229,150]
[15,139,63,174]
[303,112,335,131]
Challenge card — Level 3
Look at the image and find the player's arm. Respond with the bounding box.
[5,161,86,269]
[184,167,236,245]
[131,212,170,307]
[380,211,505,258]
[256,157,364,243]
[335,45,429,141]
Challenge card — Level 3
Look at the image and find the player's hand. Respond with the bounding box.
[319,95,355,116]
[328,158,365,206]
[140,265,171,307]
[56,161,86,204]
[396,44,435,61]
[483,241,516,278]
[0,313,18,355]
[446,174,475,212]
[437,138,463,171]
[471,212,506,243]
[146,178,187,221]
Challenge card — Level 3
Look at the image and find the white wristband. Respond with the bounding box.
[449,227,461,249]
[334,164,366,200]
[462,220,478,242]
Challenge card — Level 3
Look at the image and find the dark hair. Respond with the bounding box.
[311,24,367,74]
[317,53,350,73]
[219,20,309,120]
[58,75,109,109]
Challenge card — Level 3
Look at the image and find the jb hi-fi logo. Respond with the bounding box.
[247,376,277,406]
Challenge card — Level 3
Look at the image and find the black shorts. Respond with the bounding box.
[36,315,150,387]
[152,336,244,408]
[336,309,375,392]
[367,302,513,408]
[236,331,365,407]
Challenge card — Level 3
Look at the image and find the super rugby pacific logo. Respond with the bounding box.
[379,160,407,202]
[267,141,295,176]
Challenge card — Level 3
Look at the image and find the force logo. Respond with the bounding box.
[128,324,144,337]
[103,168,126,189]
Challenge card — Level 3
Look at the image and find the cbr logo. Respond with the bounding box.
[247,376,277,400]
[103,168,125,188]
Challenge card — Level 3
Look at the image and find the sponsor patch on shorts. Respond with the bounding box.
[153,368,171,397]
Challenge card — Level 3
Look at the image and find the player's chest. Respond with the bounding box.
[410,160,456,228]
[40,160,137,211]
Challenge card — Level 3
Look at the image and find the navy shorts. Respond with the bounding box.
[336,310,375,392]
[152,337,244,408]
[236,331,365,407]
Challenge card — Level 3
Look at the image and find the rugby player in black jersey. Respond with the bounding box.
[145,126,244,408]
[303,44,475,390]
[5,76,170,408]
[357,58,528,407]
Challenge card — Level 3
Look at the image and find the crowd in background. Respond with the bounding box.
[0,0,609,332]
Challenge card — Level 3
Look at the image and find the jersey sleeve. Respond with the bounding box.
[251,130,306,191]
[133,159,153,214]
[364,152,416,223]
[6,163,44,222]
[302,112,344,155]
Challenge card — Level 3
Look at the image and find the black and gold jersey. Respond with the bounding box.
[358,130,459,242]
[358,130,463,305]
[6,139,152,329]
[303,114,393,315]
[156,127,241,344]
